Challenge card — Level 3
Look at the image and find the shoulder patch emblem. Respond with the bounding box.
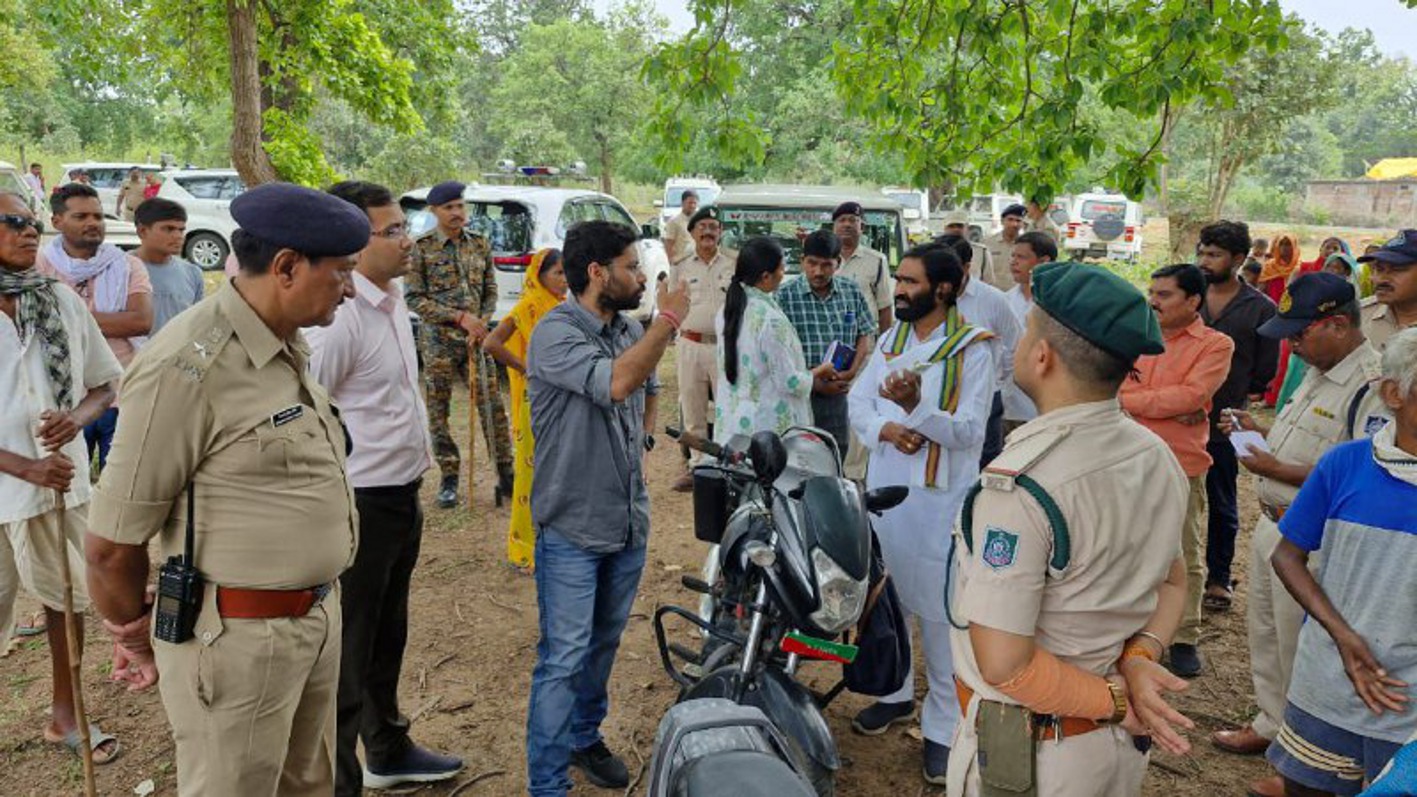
[982,527,1020,571]
[1365,415,1389,436]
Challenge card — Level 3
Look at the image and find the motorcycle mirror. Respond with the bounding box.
[747,431,788,486]
[864,485,909,513]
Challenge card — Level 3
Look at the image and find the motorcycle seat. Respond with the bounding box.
[671,749,816,797]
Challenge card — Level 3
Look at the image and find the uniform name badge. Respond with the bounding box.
[982,527,1019,571]
[272,405,304,427]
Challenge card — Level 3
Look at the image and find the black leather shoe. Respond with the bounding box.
[923,739,950,785]
[851,700,916,736]
[571,740,630,788]
[436,476,458,509]
[1168,643,1204,678]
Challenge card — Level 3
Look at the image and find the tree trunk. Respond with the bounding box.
[227,0,278,186]
[1167,211,1205,263]
[598,138,613,195]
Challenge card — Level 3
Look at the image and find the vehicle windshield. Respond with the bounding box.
[717,207,903,274]
[664,185,720,208]
[0,170,29,199]
[406,201,536,254]
[885,192,919,208]
[1079,199,1128,220]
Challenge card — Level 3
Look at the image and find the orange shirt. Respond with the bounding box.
[1120,316,1235,477]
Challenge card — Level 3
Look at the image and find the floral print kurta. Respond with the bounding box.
[713,286,814,443]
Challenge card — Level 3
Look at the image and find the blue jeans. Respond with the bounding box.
[84,407,119,471]
[525,528,646,797]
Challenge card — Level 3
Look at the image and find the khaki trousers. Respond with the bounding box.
[1176,475,1209,646]
[1246,515,1304,740]
[157,584,342,796]
[677,338,717,464]
[947,694,1148,797]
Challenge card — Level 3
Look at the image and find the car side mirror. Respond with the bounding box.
[864,486,909,514]
[747,431,788,486]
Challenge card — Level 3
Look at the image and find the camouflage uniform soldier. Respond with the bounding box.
[406,181,514,509]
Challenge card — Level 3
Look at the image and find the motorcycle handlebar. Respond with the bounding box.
[665,426,744,465]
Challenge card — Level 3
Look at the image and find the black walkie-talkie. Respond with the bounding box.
[154,485,205,644]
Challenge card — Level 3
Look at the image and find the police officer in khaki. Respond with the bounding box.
[979,203,1028,292]
[407,180,513,508]
[660,188,698,263]
[1358,229,1417,352]
[84,182,367,796]
[832,201,894,333]
[937,210,1001,290]
[948,262,1196,797]
[669,205,734,492]
[1210,273,1388,797]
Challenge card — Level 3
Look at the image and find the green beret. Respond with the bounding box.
[1031,261,1164,363]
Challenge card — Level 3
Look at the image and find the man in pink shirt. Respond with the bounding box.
[36,183,152,470]
[305,181,462,793]
[1120,263,1235,678]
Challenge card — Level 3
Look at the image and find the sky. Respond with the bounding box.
[619,0,1415,59]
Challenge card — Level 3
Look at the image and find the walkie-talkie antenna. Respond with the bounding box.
[184,484,196,568]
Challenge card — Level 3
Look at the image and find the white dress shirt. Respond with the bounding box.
[956,276,1021,392]
[1001,285,1038,422]
[306,272,432,489]
[1,282,122,523]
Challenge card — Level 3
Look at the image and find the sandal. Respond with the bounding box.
[15,611,47,638]
[1203,586,1234,612]
[45,723,121,765]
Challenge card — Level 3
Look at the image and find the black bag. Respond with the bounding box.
[836,534,911,698]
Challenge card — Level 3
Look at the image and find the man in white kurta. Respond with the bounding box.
[846,245,995,785]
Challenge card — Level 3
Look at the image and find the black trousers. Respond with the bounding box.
[979,391,1005,469]
[336,480,424,795]
[1204,436,1240,589]
[810,392,851,461]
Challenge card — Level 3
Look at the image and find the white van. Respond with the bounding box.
[656,176,721,226]
[881,187,931,241]
[0,161,41,213]
[1062,191,1144,263]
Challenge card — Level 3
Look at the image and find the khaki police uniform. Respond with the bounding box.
[1361,296,1414,352]
[90,284,356,796]
[662,211,693,263]
[838,244,894,479]
[947,400,1189,797]
[1245,341,1386,741]
[980,231,1023,292]
[406,227,513,482]
[1027,212,1062,241]
[671,247,734,460]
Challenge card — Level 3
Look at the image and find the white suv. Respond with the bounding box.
[156,169,246,270]
[1062,192,1144,264]
[60,162,162,212]
[400,185,669,322]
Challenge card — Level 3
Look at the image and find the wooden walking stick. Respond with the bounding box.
[467,337,480,501]
[54,485,98,797]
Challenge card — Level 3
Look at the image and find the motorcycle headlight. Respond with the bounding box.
[808,548,867,635]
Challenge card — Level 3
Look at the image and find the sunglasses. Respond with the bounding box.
[0,214,43,234]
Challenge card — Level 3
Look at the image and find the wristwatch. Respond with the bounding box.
[644,434,656,452]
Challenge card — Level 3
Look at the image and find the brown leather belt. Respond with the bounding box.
[955,679,1102,742]
[217,583,332,619]
[1260,502,1287,523]
[680,330,716,345]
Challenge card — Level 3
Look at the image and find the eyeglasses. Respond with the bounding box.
[0,214,43,234]
[370,223,409,239]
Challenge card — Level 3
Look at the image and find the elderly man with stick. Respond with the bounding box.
[0,191,122,775]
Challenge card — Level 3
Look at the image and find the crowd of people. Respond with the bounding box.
[0,172,1415,797]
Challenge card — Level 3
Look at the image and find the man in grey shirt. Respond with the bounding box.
[133,198,204,335]
[523,220,690,797]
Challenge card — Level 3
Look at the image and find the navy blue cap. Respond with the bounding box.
[688,205,720,231]
[427,180,466,207]
[230,182,370,258]
[832,201,864,221]
[1001,203,1027,219]
[1258,272,1356,339]
[1356,229,1417,267]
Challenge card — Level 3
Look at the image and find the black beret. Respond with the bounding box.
[427,180,466,207]
[832,201,864,220]
[1032,261,1164,363]
[688,205,720,231]
[230,182,371,258]
[1001,203,1027,219]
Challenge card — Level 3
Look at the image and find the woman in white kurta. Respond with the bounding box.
[714,237,830,443]
[847,252,995,781]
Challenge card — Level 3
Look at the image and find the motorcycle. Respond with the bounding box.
[653,426,907,796]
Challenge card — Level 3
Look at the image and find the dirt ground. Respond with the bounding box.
[1,346,1277,797]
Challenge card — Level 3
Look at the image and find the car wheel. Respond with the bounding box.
[185,232,230,271]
